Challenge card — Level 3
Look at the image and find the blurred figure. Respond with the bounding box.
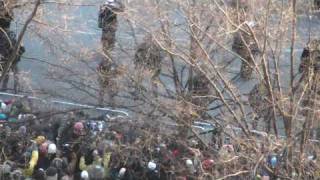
[299,39,320,79]
[97,58,122,107]
[97,0,124,106]
[232,21,259,79]
[0,20,25,92]
[0,0,12,29]
[230,0,250,11]
[248,82,269,129]
[315,0,320,10]
[189,72,212,118]
[134,34,162,96]
[98,0,124,52]
[298,39,320,138]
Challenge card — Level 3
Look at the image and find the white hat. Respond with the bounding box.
[118,168,126,177]
[0,102,6,111]
[81,171,89,179]
[147,161,157,171]
[48,144,57,154]
[186,159,193,167]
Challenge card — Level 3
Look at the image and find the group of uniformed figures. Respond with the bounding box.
[96,0,213,115]
[230,0,320,134]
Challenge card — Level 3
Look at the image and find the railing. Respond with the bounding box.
[0,91,129,118]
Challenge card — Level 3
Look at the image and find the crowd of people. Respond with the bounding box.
[0,96,318,180]
[1,95,316,180]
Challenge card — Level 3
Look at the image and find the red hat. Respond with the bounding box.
[73,122,84,135]
[202,159,214,170]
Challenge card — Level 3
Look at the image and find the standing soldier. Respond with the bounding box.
[0,22,25,92]
[230,0,260,80]
[298,39,320,139]
[97,0,124,106]
[232,21,260,79]
[134,34,162,96]
[97,58,121,106]
[98,0,124,52]
[189,72,212,118]
[299,40,320,80]
[248,82,270,129]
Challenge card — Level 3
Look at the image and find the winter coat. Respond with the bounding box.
[24,150,39,177]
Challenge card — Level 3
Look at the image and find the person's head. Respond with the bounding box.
[48,143,57,155]
[147,161,157,171]
[92,149,99,158]
[46,167,58,180]
[11,169,23,179]
[73,122,85,136]
[118,168,126,178]
[88,165,104,180]
[39,142,49,155]
[51,158,64,170]
[33,168,46,180]
[18,126,27,135]
[81,170,89,180]
[35,136,46,145]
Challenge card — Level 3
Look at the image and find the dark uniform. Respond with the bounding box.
[0,29,25,92]
[134,38,162,72]
[97,59,119,106]
[0,0,12,29]
[98,0,124,52]
[299,40,320,79]
[315,0,320,10]
[190,73,212,117]
[232,22,259,79]
[248,82,269,129]
[134,35,162,96]
[298,40,320,139]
